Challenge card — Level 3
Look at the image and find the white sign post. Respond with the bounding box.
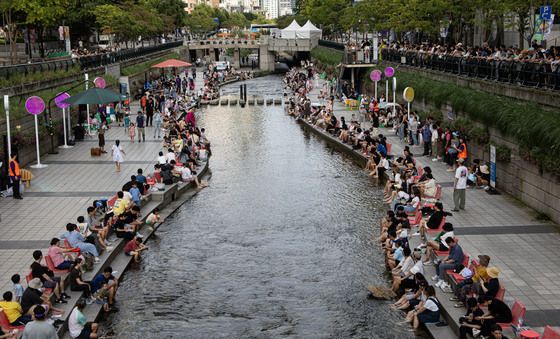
[373,36,379,62]
[85,73,91,135]
[4,95,11,157]
[392,77,397,109]
[55,92,72,148]
[490,145,496,188]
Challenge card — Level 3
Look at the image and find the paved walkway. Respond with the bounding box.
[0,71,209,294]
[306,79,560,330]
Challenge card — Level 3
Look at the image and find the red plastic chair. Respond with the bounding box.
[498,300,525,328]
[424,185,442,200]
[446,253,470,277]
[386,143,392,155]
[107,195,118,207]
[63,239,81,255]
[542,326,560,339]
[0,310,25,332]
[495,283,506,301]
[45,255,70,274]
[408,209,422,226]
[25,271,33,283]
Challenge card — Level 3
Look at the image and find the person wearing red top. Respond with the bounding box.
[124,237,147,262]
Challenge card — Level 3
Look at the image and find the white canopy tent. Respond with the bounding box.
[281,20,302,39]
[300,20,322,40]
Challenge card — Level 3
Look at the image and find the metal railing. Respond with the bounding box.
[0,41,183,81]
[381,48,560,90]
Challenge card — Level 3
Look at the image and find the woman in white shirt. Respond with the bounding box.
[422,222,454,265]
[401,285,440,329]
[111,140,125,172]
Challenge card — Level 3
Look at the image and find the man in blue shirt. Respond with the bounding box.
[60,223,100,259]
[376,141,387,158]
[422,123,432,156]
[434,237,464,291]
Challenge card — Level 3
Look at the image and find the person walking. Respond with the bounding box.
[453,158,468,211]
[153,110,162,139]
[136,111,145,142]
[98,121,107,153]
[111,140,125,172]
[422,122,432,156]
[8,153,22,200]
[146,97,154,127]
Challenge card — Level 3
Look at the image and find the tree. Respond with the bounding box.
[185,5,218,34]
[15,0,71,57]
[224,12,249,30]
[0,0,20,63]
[143,0,187,30]
[93,5,133,42]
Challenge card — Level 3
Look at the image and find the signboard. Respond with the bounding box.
[541,5,552,20]
[373,36,379,62]
[403,87,414,102]
[490,145,496,188]
[534,14,555,42]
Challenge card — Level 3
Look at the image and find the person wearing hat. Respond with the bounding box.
[453,157,468,212]
[21,305,58,338]
[20,278,62,317]
[451,255,491,307]
[480,267,501,300]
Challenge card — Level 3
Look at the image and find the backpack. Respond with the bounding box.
[81,253,95,271]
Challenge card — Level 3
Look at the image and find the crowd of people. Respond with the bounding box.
[0,64,212,338]
[384,41,560,65]
[284,63,515,339]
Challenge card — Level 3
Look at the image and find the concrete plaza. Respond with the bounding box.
[0,101,164,294]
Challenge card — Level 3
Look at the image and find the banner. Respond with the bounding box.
[534,14,555,42]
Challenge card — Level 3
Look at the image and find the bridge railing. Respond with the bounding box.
[0,41,182,81]
[185,38,264,47]
[381,48,560,90]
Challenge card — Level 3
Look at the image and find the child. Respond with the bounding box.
[146,208,164,229]
[124,236,148,262]
[124,113,131,135]
[128,122,136,142]
[76,216,91,237]
[129,182,141,207]
[94,282,111,312]
[11,274,23,303]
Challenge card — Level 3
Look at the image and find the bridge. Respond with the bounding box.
[184,36,318,71]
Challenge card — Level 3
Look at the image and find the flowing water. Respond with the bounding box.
[107,75,416,339]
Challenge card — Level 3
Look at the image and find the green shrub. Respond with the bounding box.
[311,46,343,66]
[392,70,560,176]
[121,52,181,76]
